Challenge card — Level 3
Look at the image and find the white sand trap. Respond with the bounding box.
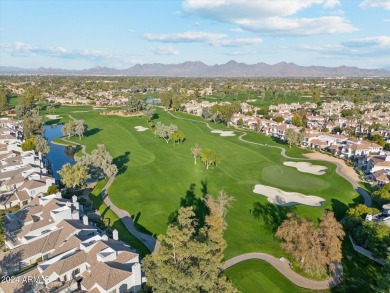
[45,115,62,120]
[210,130,236,137]
[253,184,325,207]
[93,107,107,110]
[283,162,327,175]
[134,126,148,132]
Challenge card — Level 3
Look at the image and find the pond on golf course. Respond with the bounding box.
[44,124,75,179]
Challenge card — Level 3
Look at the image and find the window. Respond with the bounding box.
[73,268,80,275]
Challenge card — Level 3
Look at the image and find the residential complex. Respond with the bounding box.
[0,119,144,293]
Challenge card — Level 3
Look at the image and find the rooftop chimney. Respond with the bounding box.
[113,229,118,241]
[83,215,88,226]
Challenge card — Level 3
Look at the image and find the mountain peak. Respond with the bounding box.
[1,61,389,77]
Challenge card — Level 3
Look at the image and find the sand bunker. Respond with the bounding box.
[134,126,148,132]
[283,162,327,175]
[253,184,325,206]
[45,115,62,120]
[211,130,236,137]
[93,107,107,110]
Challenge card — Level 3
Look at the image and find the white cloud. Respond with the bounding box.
[230,27,245,33]
[323,0,340,8]
[360,0,390,9]
[144,31,262,47]
[300,36,390,57]
[210,37,262,47]
[342,36,390,49]
[236,16,355,35]
[0,42,112,60]
[143,31,226,42]
[182,0,356,35]
[224,49,259,55]
[148,46,180,55]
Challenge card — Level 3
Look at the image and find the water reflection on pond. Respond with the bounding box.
[44,124,75,179]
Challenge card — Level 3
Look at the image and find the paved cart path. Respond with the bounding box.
[222,253,342,290]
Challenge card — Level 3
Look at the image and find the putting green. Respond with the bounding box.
[261,165,327,191]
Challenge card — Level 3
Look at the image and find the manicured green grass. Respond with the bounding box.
[224,259,318,293]
[331,239,382,293]
[261,165,326,191]
[89,179,150,257]
[7,96,19,108]
[46,105,366,290]
[203,92,314,108]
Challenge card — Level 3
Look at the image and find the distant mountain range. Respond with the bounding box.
[1,61,389,77]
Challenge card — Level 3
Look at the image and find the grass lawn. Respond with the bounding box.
[88,179,150,257]
[331,239,383,293]
[224,259,318,293]
[46,105,370,291]
[203,92,314,108]
[261,165,327,191]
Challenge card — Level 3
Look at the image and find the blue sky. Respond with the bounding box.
[0,0,389,69]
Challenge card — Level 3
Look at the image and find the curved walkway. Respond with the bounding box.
[237,132,372,207]
[64,110,367,289]
[222,253,342,290]
[59,137,87,156]
[59,114,158,252]
[100,176,158,252]
[166,110,377,289]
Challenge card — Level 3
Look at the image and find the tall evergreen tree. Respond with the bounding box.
[142,191,237,293]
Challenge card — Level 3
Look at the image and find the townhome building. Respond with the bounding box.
[0,194,145,293]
